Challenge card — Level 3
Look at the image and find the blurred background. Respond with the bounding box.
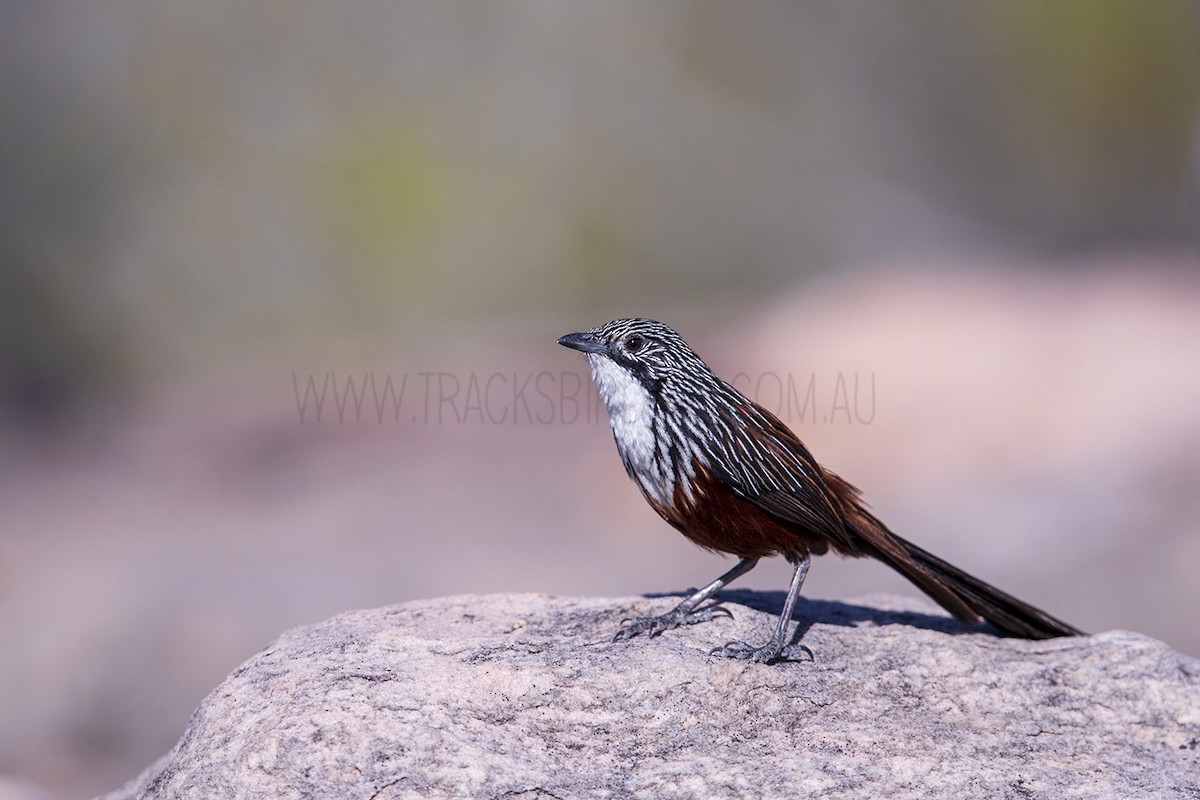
[2,2,1199,797]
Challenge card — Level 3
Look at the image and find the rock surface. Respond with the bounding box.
[100,592,1199,800]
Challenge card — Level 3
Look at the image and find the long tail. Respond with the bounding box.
[876,530,1083,639]
[825,473,1083,639]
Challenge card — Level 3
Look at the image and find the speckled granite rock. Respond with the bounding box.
[99,592,1200,800]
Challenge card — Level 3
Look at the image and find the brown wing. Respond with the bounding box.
[705,394,862,555]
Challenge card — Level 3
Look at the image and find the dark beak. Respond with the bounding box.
[557,330,607,355]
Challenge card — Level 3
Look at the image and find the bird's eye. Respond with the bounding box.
[625,334,646,353]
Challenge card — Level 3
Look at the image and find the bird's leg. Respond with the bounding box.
[711,552,812,664]
[614,557,758,641]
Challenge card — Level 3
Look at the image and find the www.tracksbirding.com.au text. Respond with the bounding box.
[291,370,877,427]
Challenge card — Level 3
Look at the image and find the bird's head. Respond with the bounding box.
[557,318,716,399]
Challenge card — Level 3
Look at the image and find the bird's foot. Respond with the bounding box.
[710,637,813,664]
[613,603,732,641]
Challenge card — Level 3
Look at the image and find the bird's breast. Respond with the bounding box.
[653,460,829,561]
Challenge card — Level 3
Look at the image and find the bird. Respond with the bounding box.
[558,317,1083,663]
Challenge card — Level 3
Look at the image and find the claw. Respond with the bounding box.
[789,644,816,662]
[613,603,732,643]
[710,638,787,664]
[709,638,813,664]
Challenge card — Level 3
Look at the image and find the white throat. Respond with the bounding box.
[584,353,675,504]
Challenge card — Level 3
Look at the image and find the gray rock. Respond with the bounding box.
[99,592,1200,800]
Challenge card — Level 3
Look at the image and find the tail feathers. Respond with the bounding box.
[882,532,1084,639]
[821,470,1083,639]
